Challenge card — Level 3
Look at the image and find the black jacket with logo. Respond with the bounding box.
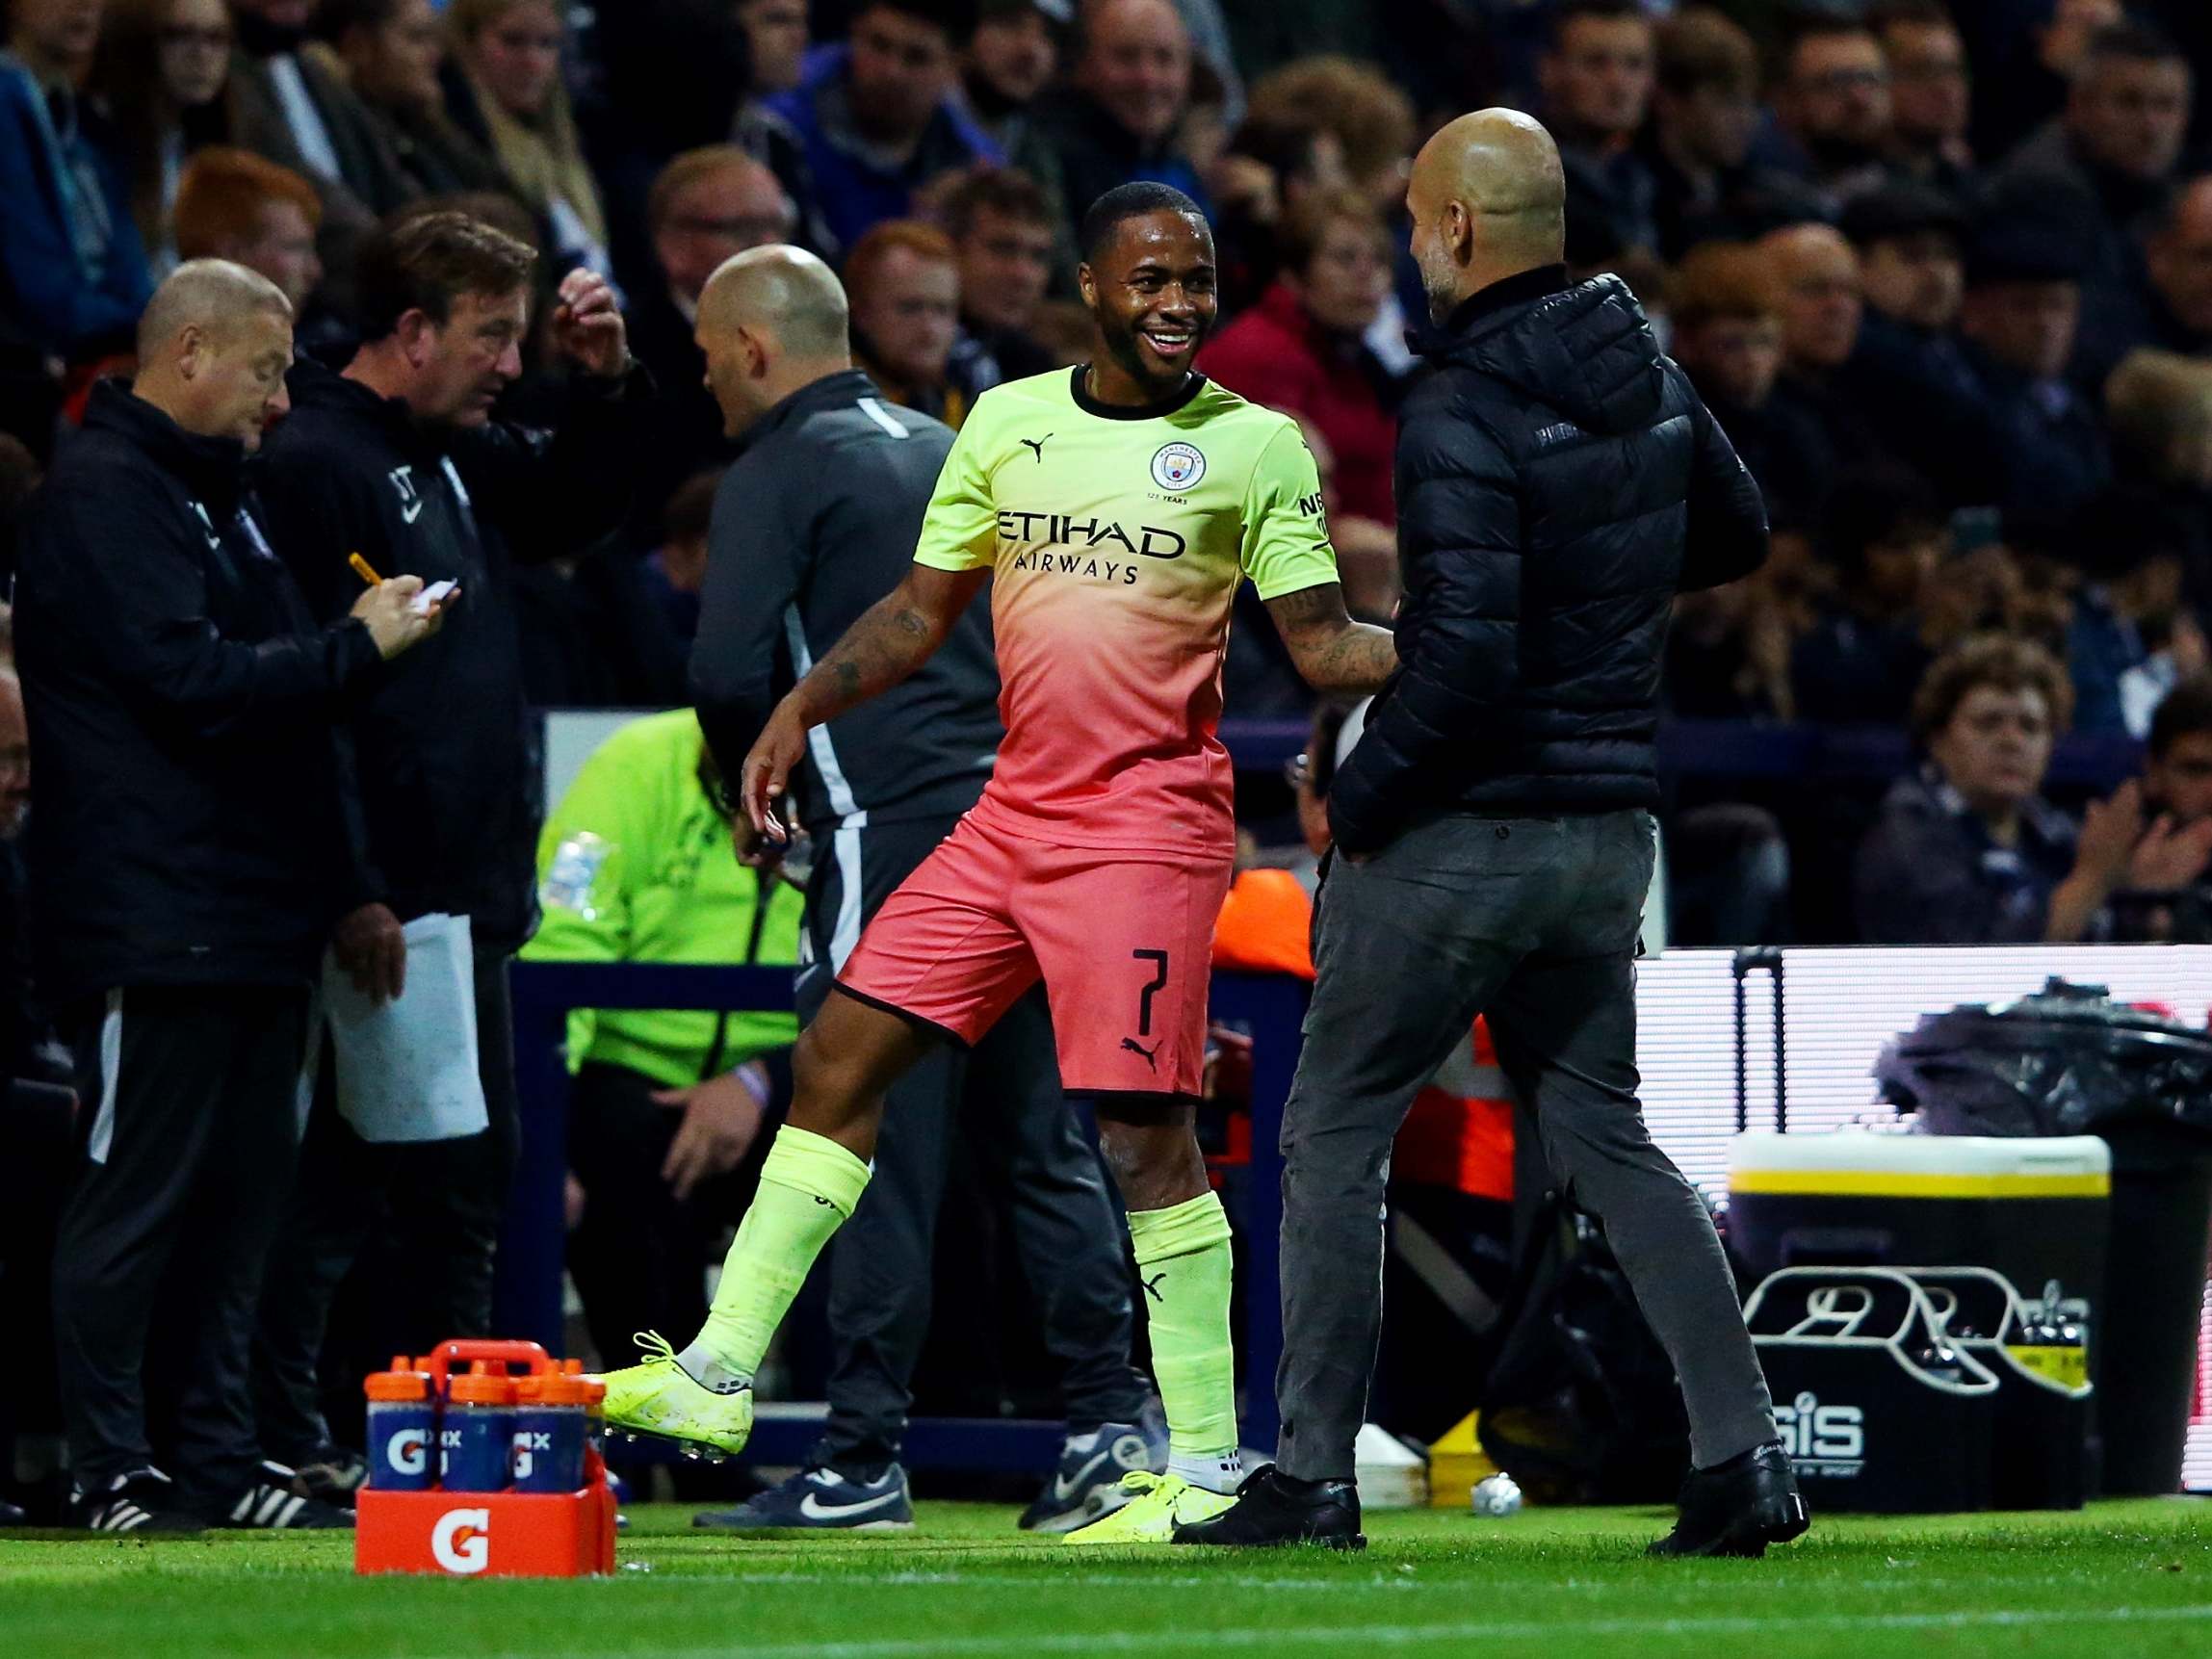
[690,370,1002,837]
[15,381,383,994]
[1328,269,1769,856]
[256,358,645,949]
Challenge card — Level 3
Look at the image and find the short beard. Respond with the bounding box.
[1420,257,1458,325]
[1098,313,1183,396]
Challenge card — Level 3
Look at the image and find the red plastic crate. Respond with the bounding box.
[354,1339,616,1579]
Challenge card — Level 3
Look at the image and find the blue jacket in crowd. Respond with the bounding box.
[0,54,152,356]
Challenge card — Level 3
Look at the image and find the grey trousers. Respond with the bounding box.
[1274,810,1776,1483]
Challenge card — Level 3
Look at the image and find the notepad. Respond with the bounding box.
[412,580,458,616]
[324,912,488,1144]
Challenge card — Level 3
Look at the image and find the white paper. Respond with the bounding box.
[412,580,457,616]
[324,912,488,1144]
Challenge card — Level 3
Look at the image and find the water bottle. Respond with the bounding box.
[441,1362,517,1491]
[510,1370,590,1493]
[363,1357,436,1491]
[567,1360,607,1465]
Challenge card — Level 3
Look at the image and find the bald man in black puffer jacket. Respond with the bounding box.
[1182,111,1803,1562]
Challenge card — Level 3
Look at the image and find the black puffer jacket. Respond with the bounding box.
[1327,268,1768,856]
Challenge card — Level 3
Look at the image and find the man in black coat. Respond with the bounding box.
[14,261,440,1532]
[248,213,643,1481]
[1181,111,1803,1558]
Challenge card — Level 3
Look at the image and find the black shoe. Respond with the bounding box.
[209,1463,355,1530]
[70,1467,205,1535]
[1648,1441,1809,1559]
[1171,1465,1366,1549]
[284,1443,369,1505]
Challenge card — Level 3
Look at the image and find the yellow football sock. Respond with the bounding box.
[688,1127,871,1383]
[1128,1190,1241,1490]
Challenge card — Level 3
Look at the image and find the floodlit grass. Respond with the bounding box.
[2,1497,2208,1657]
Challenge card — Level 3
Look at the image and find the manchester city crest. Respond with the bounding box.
[1150,441,1206,492]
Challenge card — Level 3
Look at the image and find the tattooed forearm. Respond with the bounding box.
[1263,582,1398,694]
[794,597,945,724]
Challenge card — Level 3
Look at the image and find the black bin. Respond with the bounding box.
[1876,978,2212,1495]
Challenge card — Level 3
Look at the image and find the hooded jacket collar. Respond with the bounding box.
[1414,267,1667,437]
[82,378,251,517]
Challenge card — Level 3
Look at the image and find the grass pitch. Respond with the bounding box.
[2,1497,2208,1658]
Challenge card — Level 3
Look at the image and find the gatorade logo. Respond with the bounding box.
[1774,1391,1864,1478]
[387,1428,428,1477]
[431,1507,491,1574]
[512,1430,553,1481]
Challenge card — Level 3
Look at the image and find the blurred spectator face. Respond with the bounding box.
[1657,77,1760,172]
[968,5,1057,107]
[957,205,1054,332]
[343,0,445,111]
[2069,53,2192,182]
[1883,19,1969,151]
[854,244,960,391]
[737,0,809,96]
[1861,522,1943,611]
[1781,30,1891,158]
[227,197,323,310]
[415,287,530,425]
[159,0,232,107]
[654,160,792,304]
[1929,684,2055,814]
[468,0,564,119]
[2147,180,2212,336]
[848,4,956,144]
[2149,728,2212,823]
[1542,13,1656,142]
[0,673,27,840]
[1080,0,1190,148]
[1763,226,1861,371]
[1860,229,1964,331]
[1964,280,2080,381]
[1676,314,1783,408]
[1288,215,1391,337]
[10,0,105,74]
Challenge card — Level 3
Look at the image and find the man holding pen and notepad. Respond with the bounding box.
[248,211,647,1490]
[18,260,450,1532]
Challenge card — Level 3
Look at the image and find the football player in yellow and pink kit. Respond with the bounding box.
[593,184,1398,1542]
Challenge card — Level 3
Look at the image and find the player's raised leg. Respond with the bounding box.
[589,990,932,1454]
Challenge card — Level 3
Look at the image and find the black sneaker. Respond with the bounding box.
[1171,1465,1366,1550]
[211,1463,355,1530]
[692,1464,913,1531]
[1648,1441,1809,1559]
[283,1444,369,1505]
[71,1467,205,1535]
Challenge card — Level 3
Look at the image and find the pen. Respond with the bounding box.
[349,552,383,587]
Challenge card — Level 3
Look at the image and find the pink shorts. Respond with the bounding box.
[838,814,1233,1101]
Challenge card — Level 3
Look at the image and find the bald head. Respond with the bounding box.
[137,259,293,364]
[700,245,848,356]
[133,260,297,450]
[695,245,854,435]
[1407,109,1567,321]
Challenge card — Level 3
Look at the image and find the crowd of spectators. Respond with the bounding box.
[5,6,2212,963]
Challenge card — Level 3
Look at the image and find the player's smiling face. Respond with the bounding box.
[1081,210,1219,398]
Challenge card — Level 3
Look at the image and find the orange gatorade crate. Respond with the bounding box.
[354,1338,616,1579]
